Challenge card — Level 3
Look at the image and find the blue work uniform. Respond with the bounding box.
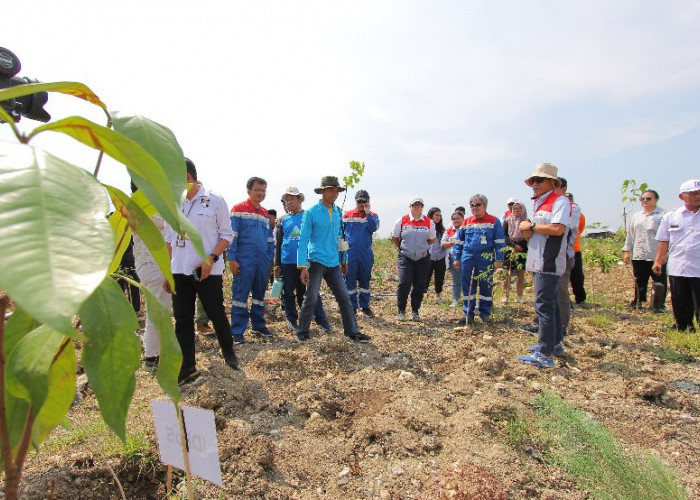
[227,199,274,337]
[343,208,379,310]
[453,213,505,319]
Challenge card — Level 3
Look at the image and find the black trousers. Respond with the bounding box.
[172,274,234,374]
[669,275,700,332]
[569,251,587,304]
[426,258,447,294]
[397,254,430,313]
[631,260,667,304]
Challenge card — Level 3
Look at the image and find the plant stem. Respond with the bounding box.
[93,150,106,178]
[0,295,19,500]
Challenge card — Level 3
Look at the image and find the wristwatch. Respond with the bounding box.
[209,253,219,263]
[529,222,536,232]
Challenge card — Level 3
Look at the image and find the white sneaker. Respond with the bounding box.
[396,312,405,321]
[450,299,459,307]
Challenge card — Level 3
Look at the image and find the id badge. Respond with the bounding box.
[480,233,487,245]
[176,235,186,247]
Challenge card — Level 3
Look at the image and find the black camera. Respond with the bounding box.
[0,47,50,122]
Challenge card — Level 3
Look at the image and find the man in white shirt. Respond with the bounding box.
[653,179,700,332]
[164,158,238,385]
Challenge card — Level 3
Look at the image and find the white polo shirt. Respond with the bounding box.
[656,206,700,277]
[165,187,233,276]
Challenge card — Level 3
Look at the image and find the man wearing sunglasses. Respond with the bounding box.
[516,163,570,368]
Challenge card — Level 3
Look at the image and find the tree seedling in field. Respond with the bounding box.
[621,178,648,230]
[0,81,193,499]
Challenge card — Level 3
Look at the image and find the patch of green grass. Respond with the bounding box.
[664,330,700,358]
[532,391,686,500]
[504,412,531,448]
[596,362,636,378]
[587,313,614,328]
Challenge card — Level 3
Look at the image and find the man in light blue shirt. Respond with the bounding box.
[297,176,370,343]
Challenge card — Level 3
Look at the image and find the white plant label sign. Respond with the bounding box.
[151,400,223,486]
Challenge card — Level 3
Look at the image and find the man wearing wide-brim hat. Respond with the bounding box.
[296,176,371,342]
[515,162,570,368]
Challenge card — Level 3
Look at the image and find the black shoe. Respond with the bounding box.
[143,356,159,370]
[361,308,376,318]
[222,349,239,370]
[346,332,371,343]
[457,316,474,326]
[178,369,200,386]
[296,331,310,341]
[520,323,539,335]
[232,335,245,345]
[252,327,274,339]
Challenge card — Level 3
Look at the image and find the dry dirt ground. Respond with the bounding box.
[15,256,700,499]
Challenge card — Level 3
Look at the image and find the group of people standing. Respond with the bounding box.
[132,157,699,384]
[623,179,700,333]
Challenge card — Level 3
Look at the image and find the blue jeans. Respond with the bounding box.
[280,263,327,325]
[533,272,563,356]
[299,261,359,335]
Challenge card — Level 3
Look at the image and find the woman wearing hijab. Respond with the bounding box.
[502,201,528,303]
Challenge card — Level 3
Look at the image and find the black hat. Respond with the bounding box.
[355,189,370,202]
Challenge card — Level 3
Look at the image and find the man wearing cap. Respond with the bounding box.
[297,176,371,342]
[275,187,333,334]
[344,189,380,317]
[164,158,238,385]
[653,179,700,332]
[516,163,570,368]
[391,197,436,321]
[227,177,275,343]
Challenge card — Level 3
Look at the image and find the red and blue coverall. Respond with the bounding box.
[227,200,274,337]
[343,208,379,311]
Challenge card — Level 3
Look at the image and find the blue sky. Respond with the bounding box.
[3,1,699,235]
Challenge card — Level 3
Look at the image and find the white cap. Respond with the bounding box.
[409,196,424,206]
[679,179,700,194]
[507,197,518,204]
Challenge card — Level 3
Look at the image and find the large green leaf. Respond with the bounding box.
[5,325,65,407]
[105,185,174,289]
[139,284,181,402]
[3,307,40,358]
[0,81,108,113]
[3,394,30,462]
[0,143,113,331]
[107,209,132,274]
[79,277,140,442]
[112,113,186,207]
[31,338,76,450]
[27,116,183,237]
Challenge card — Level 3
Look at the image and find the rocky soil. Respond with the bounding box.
[15,257,700,499]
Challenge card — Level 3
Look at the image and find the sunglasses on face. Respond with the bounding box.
[470,203,483,208]
[529,177,546,184]
[411,203,423,208]
[641,196,654,201]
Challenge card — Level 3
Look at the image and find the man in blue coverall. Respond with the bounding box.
[453,193,505,324]
[227,177,275,343]
[343,189,380,317]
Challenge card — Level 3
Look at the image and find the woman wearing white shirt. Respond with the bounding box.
[622,189,666,311]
